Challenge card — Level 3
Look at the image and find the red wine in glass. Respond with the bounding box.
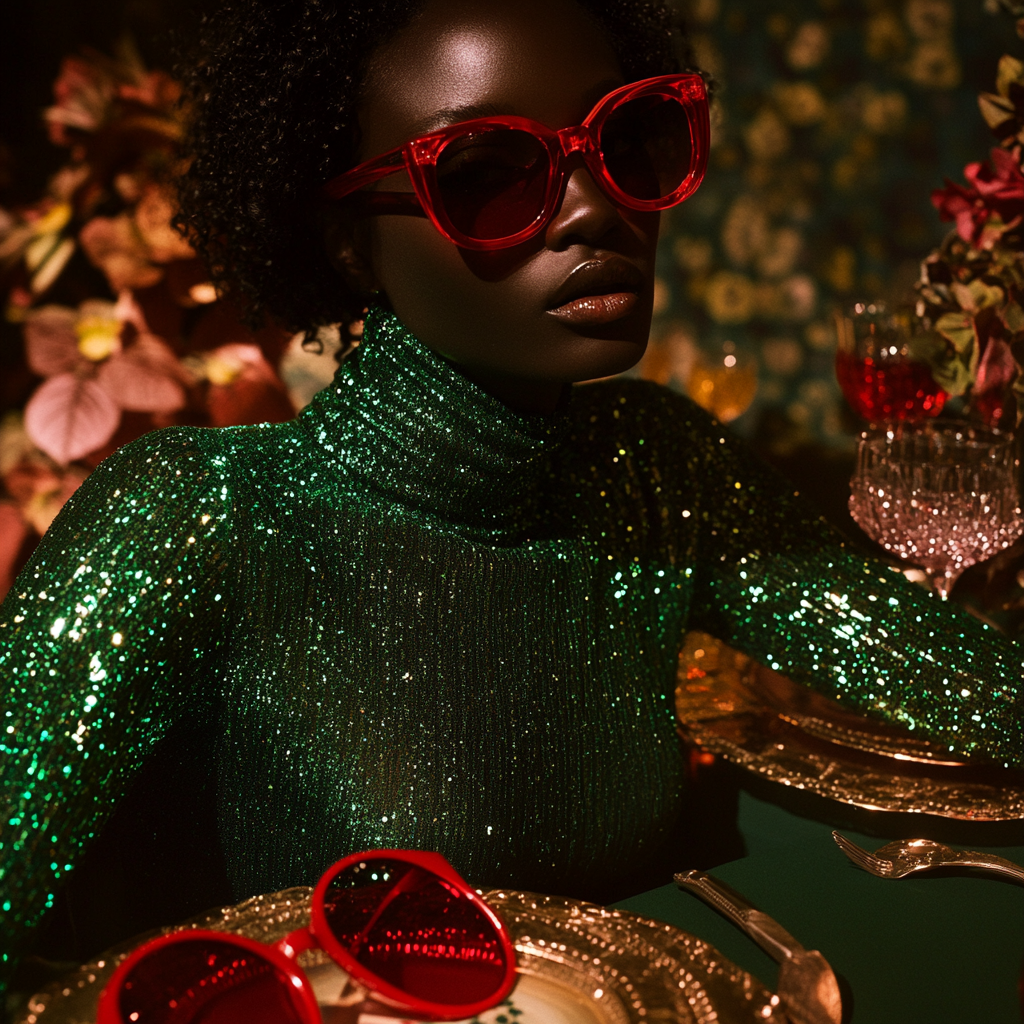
[835,350,947,421]
[835,303,948,422]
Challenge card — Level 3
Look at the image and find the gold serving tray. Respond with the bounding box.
[17,886,778,1024]
[676,631,1024,820]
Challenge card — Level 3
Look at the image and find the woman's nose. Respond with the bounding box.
[543,157,626,250]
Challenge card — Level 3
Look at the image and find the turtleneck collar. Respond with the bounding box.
[299,306,569,543]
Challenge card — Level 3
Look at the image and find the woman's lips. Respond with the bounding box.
[545,255,646,327]
[546,291,638,325]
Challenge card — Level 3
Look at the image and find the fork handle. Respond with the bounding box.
[674,870,804,964]
[957,854,1024,884]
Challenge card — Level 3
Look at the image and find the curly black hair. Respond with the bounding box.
[175,0,693,340]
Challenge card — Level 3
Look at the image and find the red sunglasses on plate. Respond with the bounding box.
[96,850,517,1024]
[321,73,709,250]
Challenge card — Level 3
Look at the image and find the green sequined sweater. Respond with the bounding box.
[1,308,1021,976]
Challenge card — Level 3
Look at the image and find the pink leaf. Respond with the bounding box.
[79,215,163,292]
[134,184,195,263]
[975,336,1018,397]
[206,345,295,427]
[973,336,1019,427]
[24,305,81,377]
[24,373,121,464]
[98,334,186,413]
[0,501,30,601]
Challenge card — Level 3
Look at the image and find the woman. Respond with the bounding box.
[1,0,1020,991]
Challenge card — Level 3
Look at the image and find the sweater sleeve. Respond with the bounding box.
[680,404,1023,769]
[0,428,235,989]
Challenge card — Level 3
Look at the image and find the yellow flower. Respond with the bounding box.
[825,248,857,293]
[204,354,243,387]
[744,108,790,162]
[860,89,908,135]
[33,202,73,238]
[905,0,954,41]
[757,227,803,279]
[773,82,827,126]
[762,337,803,376]
[721,195,770,266]
[865,11,907,61]
[786,22,829,71]
[905,41,960,90]
[673,236,714,274]
[778,275,817,321]
[75,301,122,362]
[705,271,755,324]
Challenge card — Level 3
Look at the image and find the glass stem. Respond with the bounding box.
[931,569,961,601]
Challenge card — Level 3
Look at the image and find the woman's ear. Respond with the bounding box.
[321,203,382,297]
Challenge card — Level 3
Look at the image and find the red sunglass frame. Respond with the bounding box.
[96,849,518,1024]
[321,73,710,250]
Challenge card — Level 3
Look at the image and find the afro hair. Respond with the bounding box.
[175,0,694,341]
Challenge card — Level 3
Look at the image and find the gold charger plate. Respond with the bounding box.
[17,886,780,1024]
[676,631,1024,820]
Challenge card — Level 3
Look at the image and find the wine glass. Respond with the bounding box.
[835,302,947,422]
[849,421,1023,599]
[687,338,758,424]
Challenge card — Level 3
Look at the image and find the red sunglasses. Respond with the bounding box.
[96,850,517,1024]
[322,73,709,250]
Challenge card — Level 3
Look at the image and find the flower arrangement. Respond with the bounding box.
[0,43,338,599]
[916,52,1024,426]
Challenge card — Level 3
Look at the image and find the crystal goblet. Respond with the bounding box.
[849,421,1023,599]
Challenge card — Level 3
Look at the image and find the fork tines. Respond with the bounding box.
[831,830,891,876]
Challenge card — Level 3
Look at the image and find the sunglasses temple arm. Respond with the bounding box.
[348,192,425,217]
[322,148,409,200]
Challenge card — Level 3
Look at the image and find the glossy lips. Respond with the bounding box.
[546,256,646,327]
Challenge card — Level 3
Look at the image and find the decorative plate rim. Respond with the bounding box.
[676,630,1024,821]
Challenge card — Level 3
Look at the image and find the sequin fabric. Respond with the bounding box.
[1,307,1021,983]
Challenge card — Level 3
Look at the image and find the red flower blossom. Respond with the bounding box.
[932,147,1024,247]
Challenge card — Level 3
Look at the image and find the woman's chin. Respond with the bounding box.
[558,334,649,384]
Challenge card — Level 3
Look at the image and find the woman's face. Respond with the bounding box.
[345,0,661,413]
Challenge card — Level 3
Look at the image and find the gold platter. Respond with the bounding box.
[676,631,1024,820]
[16,886,779,1024]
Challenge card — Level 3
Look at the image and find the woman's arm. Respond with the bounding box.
[0,428,235,989]
[683,405,1023,769]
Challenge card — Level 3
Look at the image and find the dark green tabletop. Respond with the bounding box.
[614,785,1024,1024]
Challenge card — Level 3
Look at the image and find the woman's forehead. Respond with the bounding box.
[359,0,623,154]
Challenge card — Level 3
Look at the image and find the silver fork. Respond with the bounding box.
[832,830,1024,884]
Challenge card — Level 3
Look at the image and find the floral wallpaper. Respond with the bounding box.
[644,0,1020,451]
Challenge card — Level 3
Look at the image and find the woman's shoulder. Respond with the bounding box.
[91,424,230,488]
[569,375,723,447]
[96,419,303,480]
[74,419,304,524]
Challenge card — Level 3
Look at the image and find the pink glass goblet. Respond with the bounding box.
[849,421,1023,599]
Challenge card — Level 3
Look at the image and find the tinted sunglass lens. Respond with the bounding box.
[322,857,509,1006]
[599,95,693,201]
[435,128,550,240]
[118,938,305,1024]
